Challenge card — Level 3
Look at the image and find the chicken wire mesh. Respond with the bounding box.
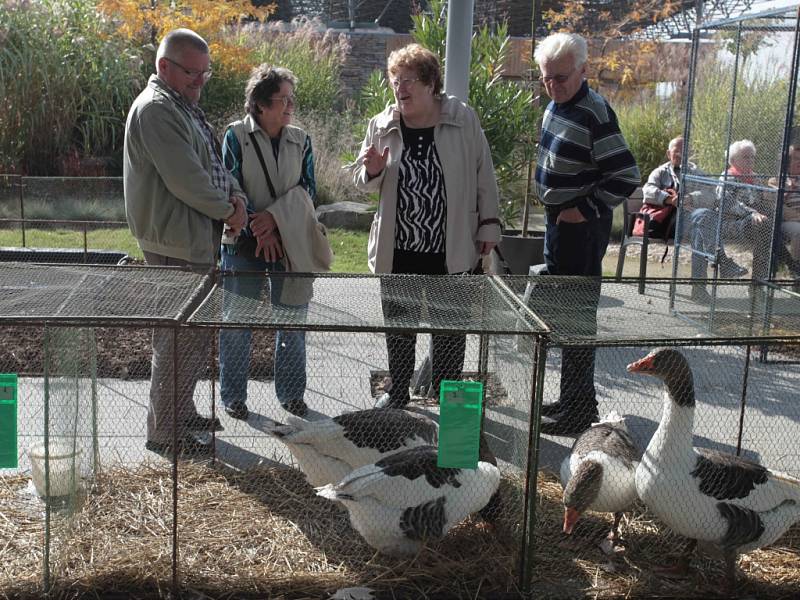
[501,275,800,598]
[674,5,800,293]
[3,265,799,598]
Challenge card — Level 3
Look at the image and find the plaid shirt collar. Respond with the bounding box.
[150,76,229,194]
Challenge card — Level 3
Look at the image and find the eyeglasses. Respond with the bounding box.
[390,77,420,90]
[270,95,296,107]
[538,69,575,84]
[163,57,213,82]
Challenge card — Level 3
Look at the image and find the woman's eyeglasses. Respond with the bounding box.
[390,77,420,90]
[164,57,213,82]
[270,95,296,107]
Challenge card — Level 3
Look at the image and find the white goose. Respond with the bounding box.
[560,411,640,544]
[262,408,438,487]
[316,442,501,556]
[628,347,800,590]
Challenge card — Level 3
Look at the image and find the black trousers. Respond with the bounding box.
[380,249,468,405]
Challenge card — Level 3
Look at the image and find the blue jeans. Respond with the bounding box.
[689,208,770,279]
[219,248,307,408]
[543,201,612,411]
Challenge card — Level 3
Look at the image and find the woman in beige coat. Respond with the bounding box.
[353,43,501,408]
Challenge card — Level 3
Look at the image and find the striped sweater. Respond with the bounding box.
[535,81,640,213]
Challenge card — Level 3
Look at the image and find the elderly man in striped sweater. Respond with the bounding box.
[533,32,641,436]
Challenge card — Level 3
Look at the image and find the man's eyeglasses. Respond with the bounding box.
[270,95,296,107]
[538,69,575,85]
[164,57,213,82]
[390,77,420,90]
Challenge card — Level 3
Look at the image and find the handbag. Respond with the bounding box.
[633,203,675,238]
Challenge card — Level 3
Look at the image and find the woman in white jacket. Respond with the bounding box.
[353,44,501,408]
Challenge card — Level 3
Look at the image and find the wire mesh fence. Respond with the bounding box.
[675,5,800,292]
[1,266,799,598]
[0,175,130,264]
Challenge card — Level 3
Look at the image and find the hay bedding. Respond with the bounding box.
[2,467,798,599]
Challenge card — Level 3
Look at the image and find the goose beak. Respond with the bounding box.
[627,354,655,374]
[563,507,580,534]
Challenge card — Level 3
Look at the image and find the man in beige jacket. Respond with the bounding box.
[124,28,246,457]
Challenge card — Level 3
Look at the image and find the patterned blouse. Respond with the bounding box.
[394,120,447,253]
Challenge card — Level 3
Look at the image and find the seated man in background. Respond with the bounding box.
[636,136,701,241]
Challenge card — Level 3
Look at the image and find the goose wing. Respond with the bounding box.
[327,446,475,509]
[333,408,439,452]
[692,447,800,510]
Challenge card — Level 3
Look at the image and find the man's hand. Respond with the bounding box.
[250,210,278,238]
[665,189,679,206]
[359,144,389,178]
[225,195,247,236]
[556,206,587,224]
[255,231,284,263]
[752,211,767,224]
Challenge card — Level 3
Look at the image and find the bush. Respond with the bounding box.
[0,0,144,174]
[616,96,682,182]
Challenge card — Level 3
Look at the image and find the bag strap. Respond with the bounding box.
[248,131,277,200]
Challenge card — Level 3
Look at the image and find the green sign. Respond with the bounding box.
[0,374,18,468]
[437,380,483,469]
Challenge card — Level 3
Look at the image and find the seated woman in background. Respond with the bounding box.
[352,43,501,408]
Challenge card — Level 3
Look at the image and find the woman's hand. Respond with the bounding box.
[479,241,496,255]
[250,211,278,238]
[255,230,284,263]
[360,144,389,178]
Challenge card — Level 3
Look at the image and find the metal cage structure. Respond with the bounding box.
[1,264,799,598]
[673,5,800,317]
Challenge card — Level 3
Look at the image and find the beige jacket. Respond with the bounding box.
[352,95,500,274]
[124,76,241,264]
[227,115,308,211]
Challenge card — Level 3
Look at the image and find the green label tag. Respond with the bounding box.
[0,374,18,468]
[437,380,483,469]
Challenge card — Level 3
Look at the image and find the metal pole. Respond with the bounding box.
[18,175,26,248]
[443,0,474,101]
[671,26,701,309]
[520,336,547,592]
[522,0,543,237]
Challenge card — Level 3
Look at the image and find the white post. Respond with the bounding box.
[444,0,474,101]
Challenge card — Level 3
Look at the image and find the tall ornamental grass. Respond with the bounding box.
[241,18,349,115]
[0,0,143,174]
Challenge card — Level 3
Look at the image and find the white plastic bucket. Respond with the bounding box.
[29,441,82,498]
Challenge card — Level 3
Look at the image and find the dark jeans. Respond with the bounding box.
[543,202,612,411]
[380,249,469,406]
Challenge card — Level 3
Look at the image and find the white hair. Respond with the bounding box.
[728,139,756,163]
[155,28,209,68]
[534,33,588,69]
